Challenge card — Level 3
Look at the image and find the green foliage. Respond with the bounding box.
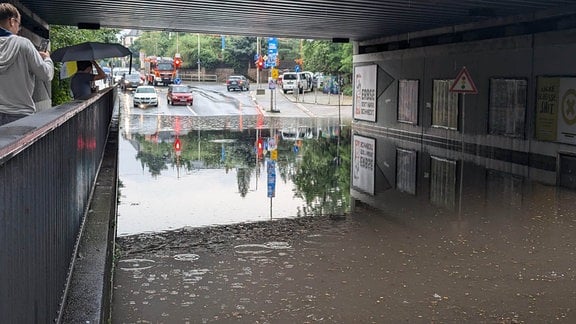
[302,40,352,76]
[291,132,351,216]
[49,25,119,105]
[221,36,257,75]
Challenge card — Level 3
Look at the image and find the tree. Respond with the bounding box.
[221,36,257,75]
[302,40,352,75]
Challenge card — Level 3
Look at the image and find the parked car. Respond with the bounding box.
[120,73,144,91]
[133,86,158,107]
[226,75,250,91]
[112,68,129,84]
[167,84,194,106]
[282,72,314,94]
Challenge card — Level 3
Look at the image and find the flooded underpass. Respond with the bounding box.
[112,105,576,323]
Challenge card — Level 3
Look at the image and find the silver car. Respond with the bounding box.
[133,86,158,107]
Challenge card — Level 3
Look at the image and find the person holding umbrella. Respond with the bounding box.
[70,60,107,100]
[0,3,54,126]
[70,61,106,99]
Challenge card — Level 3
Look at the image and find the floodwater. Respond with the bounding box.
[117,113,348,235]
[113,101,576,323]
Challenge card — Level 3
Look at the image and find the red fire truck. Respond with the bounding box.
[143,56,176,86]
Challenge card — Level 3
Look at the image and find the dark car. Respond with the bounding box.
[167,84,194,106]
[226,75,250,91]
[120,73,143,91]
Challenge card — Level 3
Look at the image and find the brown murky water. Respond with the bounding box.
[113,181,576,323]
[113,102,575,322]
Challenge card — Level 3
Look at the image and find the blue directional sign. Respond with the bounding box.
[295,65,300,72]
[267,160,276,198]
[267,37,278,68]
[174,78,181,85]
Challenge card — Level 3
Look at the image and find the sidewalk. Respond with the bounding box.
[251,87,353,120]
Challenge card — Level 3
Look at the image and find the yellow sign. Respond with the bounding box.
[271,149,278,161]
[271,68,279,79]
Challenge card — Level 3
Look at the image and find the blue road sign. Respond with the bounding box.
[174,78,181,85]
[295,65,300,72]
[267,160,276,198]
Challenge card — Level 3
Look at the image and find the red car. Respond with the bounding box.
[167,85,194,106]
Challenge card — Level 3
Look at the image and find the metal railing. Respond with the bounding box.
[0,88,115,323]
[179,73,218,82]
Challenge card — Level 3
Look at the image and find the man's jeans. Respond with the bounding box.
[0,113,28,126]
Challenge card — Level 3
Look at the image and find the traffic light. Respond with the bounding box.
[174,53,182,69]
[256,137,264,157]
[174,57,182,69]
[174,137,181,152]
[257,57,264,70]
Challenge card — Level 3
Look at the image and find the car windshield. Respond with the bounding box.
[283,74,297,80]
[157,63,173,70]
[229,76,243,80]
[136,87,155,94]
[125,74,141,81]
[171,86,190,93]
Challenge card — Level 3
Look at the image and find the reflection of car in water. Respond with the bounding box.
[280,127,317,141]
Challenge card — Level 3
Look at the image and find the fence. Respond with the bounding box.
[179,73,218,82]
[0,89,115,323]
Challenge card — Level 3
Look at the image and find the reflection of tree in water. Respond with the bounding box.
[134,134,171,177]
[236,167,252,197]
[132,127,352,209]
[291,130,351,216]
[133,130,258,183]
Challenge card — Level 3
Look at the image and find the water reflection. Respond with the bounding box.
[118,113,350,235]
[115,126,576,323]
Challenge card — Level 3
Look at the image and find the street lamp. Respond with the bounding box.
[197,33,201,82]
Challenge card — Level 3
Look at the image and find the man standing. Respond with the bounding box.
[0,3,54,126]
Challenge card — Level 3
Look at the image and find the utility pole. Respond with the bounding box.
[256,37,260,88]
[197,33,201,82]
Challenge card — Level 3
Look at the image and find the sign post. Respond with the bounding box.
[449,66,478,216]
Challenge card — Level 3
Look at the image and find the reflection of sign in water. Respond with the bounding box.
[267,160,276,198]
[536,77,576,144]
[353,64,377,122]
[352,134,375,195]
[561,89,576,125]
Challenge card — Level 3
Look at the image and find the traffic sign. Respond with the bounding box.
[449,67,478,94]
[174,78,181,85]
[271,68,279,79]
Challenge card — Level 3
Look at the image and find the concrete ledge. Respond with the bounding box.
[60,123,118,324]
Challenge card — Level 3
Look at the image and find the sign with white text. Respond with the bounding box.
[352,134,375,195]
[536,77,576,144]
[353,64,377,122]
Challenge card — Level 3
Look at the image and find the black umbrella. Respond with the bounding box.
[52,41,133,72]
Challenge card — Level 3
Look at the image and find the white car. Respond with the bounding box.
[133,86,158,107]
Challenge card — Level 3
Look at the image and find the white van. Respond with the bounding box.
[282,72,314,94]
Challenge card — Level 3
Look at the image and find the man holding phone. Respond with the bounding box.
[0,2,54,126]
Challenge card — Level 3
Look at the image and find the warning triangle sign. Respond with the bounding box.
[449,67,478,94]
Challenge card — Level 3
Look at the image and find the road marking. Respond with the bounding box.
[186,105,198,116]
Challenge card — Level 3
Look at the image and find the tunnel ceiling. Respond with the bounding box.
[17,0,575,41]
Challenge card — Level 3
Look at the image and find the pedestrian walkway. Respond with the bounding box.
[251,87,353,120]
